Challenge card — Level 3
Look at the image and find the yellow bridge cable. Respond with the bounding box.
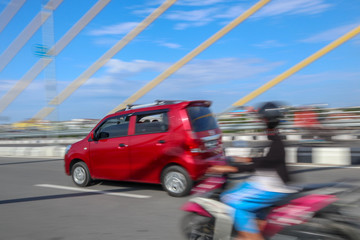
[0,0,26,33]
[232,24,360,107]
[109,0,271,114]
[32,0,178,120]
[0,0,111,115]
[0,0,63,72]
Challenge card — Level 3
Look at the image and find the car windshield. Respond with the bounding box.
[187,106,219,132]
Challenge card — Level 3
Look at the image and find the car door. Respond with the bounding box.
[89,115,131,180]
[129,110,169,183]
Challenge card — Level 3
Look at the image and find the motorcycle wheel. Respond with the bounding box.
[269,220,355,240]
[181,212,215,240]
[270,231,346,240]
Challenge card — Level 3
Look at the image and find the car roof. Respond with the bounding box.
[108,100,212,118]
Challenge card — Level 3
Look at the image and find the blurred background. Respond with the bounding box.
[0,0,359,149]
[1,2,360,240]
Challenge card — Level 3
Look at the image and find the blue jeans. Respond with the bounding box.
[220,181,288,233]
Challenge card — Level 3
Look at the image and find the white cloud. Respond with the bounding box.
[164,0,332,30]
[89,22,139,36]
[176,0,228,6]
[253,40,285,48]
[166,7,225,30]
[255,0,332,18]
[81,59,169,96]
[130,0,226,16]
[131,7,157,15]
[75,58,283,104]
[0,80,15,91]
[89,0,332,34]
[214,5,245,19]
[284,71,360,86]
[69,64,360,111]
[353,36,360,45]
[143,0,164,7]
[104,59,169,75]
[166,7,218,22]
[174,21,209,30]
[92,37,119,46]
[63,59,360,113]
[157,41,181,49]
[174,58,282,84]
[301,23,360,43]
[132,0,226,16]
[86,76,120,86]
[84,57,282,90]
[0,79,46,101]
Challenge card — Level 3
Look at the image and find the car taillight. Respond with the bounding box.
[188,139,203,153]
[185,131,203,154]
[190,147,202,153]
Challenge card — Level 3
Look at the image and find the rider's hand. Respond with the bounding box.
[232,156,252,163]
[207,165,238,174]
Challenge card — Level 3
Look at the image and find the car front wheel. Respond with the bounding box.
[71,162,91,187]
[161,166,193,197]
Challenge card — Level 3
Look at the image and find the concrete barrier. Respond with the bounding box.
[0,136,359,165]
[0,146,66,158]
[225,146,358,166]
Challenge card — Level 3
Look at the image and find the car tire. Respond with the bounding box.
[71,162,91,187]
[161,165,193,197]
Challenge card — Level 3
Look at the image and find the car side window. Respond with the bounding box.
[96,115,130,139]
[135,112,168,135]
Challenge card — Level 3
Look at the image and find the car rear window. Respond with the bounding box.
[187,106,219,132]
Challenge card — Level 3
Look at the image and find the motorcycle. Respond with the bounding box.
[180,160,360,240]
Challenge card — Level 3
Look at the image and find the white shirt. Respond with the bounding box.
[248,170,298,193]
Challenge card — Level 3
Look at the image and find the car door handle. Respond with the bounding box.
[119,143,128,148]
[156,140,166,145]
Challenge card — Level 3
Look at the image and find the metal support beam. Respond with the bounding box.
[0,0,111,115]
[0,0,26,33]
[32,0,178,120]
[0,0,63,72]
[232,24,360,107]
[109,0,271,114]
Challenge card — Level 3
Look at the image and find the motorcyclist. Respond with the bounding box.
[207,102,297,240]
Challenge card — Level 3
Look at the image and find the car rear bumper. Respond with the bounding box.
[189,153,226,181]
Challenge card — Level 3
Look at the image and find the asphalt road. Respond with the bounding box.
[1,156,360,240]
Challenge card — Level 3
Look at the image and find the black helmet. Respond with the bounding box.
[257,102,284,129]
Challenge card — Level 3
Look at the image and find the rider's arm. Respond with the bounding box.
[206,165,238,174]
[207,156,255,174]
[252,140,284,168]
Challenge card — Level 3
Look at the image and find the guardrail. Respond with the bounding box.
[0,129,91,140]
[217,107,360,133]
[1,124,359,142]
[1,106,359,140]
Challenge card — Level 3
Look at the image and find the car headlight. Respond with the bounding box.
[65,145,72,155]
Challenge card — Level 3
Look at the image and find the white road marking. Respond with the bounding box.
[35,184,151,199]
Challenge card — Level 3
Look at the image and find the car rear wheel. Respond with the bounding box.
[71,162,91,187]
[161,166,193,197]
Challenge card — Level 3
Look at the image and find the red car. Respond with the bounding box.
[64,100,224,197]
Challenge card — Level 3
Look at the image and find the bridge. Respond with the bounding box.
[1,4,360,239]
[0,0,359,124]
[1,0,359,164]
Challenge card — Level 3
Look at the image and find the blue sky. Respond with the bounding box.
[0,0,359,123]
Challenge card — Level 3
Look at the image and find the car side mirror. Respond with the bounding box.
[90,132,97,141]
[98,132,110,139]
